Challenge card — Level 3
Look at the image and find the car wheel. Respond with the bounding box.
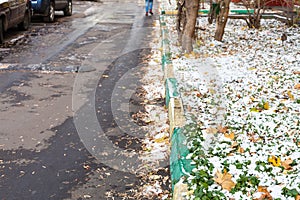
[63,0,72,16]
[44,2,55,22]
[18,10,31,30]
[0,18,4,44]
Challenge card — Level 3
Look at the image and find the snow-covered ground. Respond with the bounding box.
[160,0,300,199]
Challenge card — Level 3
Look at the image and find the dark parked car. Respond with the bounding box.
[31,0,72,22]
[0,0,31,43]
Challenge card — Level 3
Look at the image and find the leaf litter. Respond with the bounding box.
[160,0,300,199]
[127,17,171,199]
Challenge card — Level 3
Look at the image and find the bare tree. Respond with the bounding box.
[242,0,296,28]
[176,0,186,45]
[208,0,220,24]
[215,0,230,41]
[280,0,296,26]
[241,0,266,28]
[295,5,300,25]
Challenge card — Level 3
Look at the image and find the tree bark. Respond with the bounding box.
[176,0,186,45]
[214,0,230,41]
[182,0,199,53]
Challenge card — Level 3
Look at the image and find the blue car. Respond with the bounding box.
[31,0,72,22]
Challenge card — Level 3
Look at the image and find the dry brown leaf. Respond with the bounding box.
[281,158,293,170]
[238,146,245,153]
[231,141,238,148]
[218,126,228,134]
[249,136,262,143]
[296,194,300,200]
[206,127,218,134]
[294,84,300,90]
[213,170,236,191]
[293,71,300,75]
[253,186,272,200]
[186,105,192,112]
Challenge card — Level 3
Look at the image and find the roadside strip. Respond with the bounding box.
[160,14,194,200]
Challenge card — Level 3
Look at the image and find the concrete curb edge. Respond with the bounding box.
[159,14,192,200]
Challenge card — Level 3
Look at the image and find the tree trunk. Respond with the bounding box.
[182,0,199,53]
[243,0,265,29]
[176,0,186,45]
[214,0,230,41]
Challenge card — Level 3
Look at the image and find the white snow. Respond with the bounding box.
[160,0,300,199]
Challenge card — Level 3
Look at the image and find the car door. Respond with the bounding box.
[16,0,27,23]
[54,0,67,10]
[7,0,19,27]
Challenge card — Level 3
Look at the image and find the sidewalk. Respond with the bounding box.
[159,0,300,199]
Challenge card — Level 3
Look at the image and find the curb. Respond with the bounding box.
[159,15,194,200]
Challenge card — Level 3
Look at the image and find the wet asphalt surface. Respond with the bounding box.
[0,0,169,199]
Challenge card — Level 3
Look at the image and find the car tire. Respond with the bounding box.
[44,2,55,22]
[0,18,4,44]
[18,10,31,30]
[63,0,72,16]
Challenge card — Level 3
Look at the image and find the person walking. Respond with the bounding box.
[145,0,154,16]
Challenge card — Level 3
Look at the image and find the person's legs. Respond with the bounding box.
[145,0,149,16]
[149,0,153,15]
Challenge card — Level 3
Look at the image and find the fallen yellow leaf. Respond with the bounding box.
[224,132,235,140]
[184,53,190,58]
[213,170,236,191]
[268,155,281,167]
[190,51,196,57]
[154,137,168,143]
[271,75,279,80]
[287,90,295,100]
[209,89,216,94]
[263,102,270,110]
[248,67,256,71]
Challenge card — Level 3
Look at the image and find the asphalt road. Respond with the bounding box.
[0,0,168,199]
